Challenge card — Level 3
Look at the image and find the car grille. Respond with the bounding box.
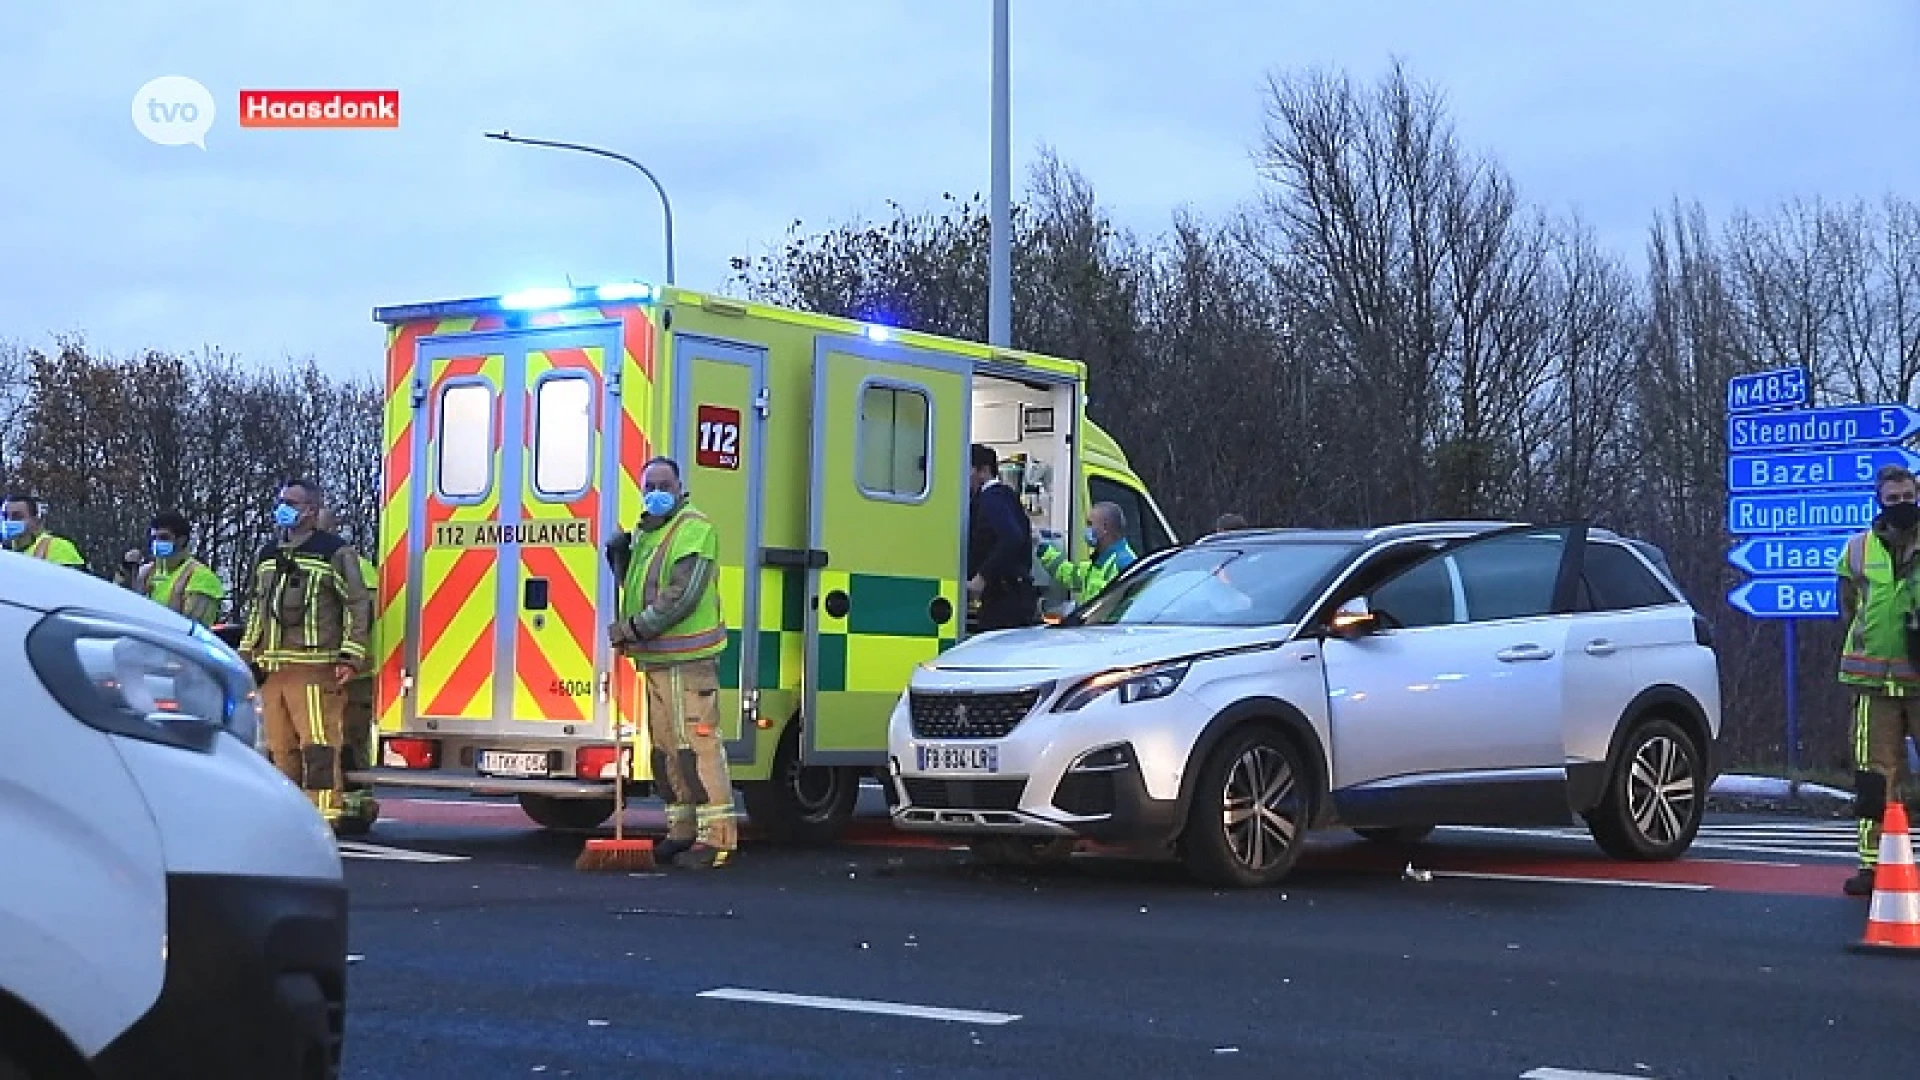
[901,777,1027,811]
[908,688,1043,739]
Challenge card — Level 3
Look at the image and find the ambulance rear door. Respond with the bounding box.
[406,322,625,776]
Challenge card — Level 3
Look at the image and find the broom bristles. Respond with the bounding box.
[576,838,656,872]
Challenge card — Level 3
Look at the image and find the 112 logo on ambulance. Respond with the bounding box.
[697,405,741,470]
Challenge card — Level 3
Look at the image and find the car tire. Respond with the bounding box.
[1354,825,1434,845]
[1179,725,1312,888]
[1584,716,1706,861]
[740,720,859,846]
[517,793,616,832]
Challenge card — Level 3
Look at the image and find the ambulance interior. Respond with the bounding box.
[971,374,1079,611]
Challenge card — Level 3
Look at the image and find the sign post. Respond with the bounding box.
[1723,367,1874,796]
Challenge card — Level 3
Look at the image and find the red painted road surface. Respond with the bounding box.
[375,798,1852,898]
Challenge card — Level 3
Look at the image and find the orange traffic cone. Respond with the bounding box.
[1851,799,1920,954]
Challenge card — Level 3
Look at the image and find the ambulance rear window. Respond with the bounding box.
[437,381,494,500]
[858,382,931,500]
[533,374,594,498]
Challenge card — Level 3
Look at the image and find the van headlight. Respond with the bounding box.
[1053,661,1190,713]
[26,609,260,753]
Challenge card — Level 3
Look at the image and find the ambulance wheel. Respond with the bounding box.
[741,720,858,846]
[517,794,616,832]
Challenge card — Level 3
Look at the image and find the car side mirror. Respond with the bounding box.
[1328,596,1378,639]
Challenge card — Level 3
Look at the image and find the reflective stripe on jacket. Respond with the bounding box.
[620,505,727,664]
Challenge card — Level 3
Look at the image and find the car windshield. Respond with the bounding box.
[1070,541,1357,628]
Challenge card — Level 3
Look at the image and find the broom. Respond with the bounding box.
[576,663,656,872]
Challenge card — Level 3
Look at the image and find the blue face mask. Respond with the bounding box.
[642,490,676,518]
[151,539,177,560]
[1084,527,1099,546]
[272,502,300,528]
[0,520,22,542]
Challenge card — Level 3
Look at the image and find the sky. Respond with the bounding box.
[2,0,1915,381]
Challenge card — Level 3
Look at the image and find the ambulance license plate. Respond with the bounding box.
[916,744,999,774]
[477,750,551,778]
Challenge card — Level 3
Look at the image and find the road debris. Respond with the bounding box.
[1403,862,1433,883]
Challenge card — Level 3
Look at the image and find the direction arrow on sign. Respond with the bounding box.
[1726,365,1810,415]
[1727,447,1920,494]
[1725,534,1852,577]
[1727,403,1920,453]
[1728,576,1840,619]
[1727,489,1877,535]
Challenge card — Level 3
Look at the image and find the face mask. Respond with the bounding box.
[0,520,22,542]
[272,502,300,529]
[642,490,676,518]
[1084,527,1098,546]
[1881,501,1920,532]
[151,539,176,560]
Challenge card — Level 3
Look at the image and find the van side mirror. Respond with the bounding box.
[1328,596,1378,639]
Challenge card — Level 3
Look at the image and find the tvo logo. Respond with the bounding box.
[133,76,216,149]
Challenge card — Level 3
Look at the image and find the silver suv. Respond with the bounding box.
[886,521,1723,888]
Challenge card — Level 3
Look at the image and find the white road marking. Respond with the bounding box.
[337,840,471,863]
[1437,824,1854,861]
[696,987,1021,1025]
[1520,1060,1658,1068]
[1430,870,1710,891]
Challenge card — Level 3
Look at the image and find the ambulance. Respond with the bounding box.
[352,282,1177,843]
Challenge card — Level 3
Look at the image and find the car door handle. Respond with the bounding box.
[1584,639,1617,657]
[1495,644,1555,662]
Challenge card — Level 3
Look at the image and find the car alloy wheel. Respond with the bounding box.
[1220,744,1303,874]
[1626,731,1696,849]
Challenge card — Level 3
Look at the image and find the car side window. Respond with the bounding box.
[1368,555,1458,630]
[1580,542,1678,611]
[1454,530,1569,622]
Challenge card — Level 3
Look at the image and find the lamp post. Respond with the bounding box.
[483,131,677,286]
[987,0,1011,347]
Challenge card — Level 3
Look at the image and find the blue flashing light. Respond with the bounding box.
[863,324,892,343]
[500,286,579,311]
[595,282,655,302]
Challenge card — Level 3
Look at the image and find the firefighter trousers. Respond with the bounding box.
[341,677,376,818]
[263,665,349,824]
[1852,691,1920,868]
[642,658,737,851]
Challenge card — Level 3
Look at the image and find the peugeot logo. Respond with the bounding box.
[953,703,971,731]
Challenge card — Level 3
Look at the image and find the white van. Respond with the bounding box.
[0,554,348,1079]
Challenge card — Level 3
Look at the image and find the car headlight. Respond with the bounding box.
[1053,661,1190,713]
[26,609,261,753]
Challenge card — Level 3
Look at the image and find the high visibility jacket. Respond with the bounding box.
[135,556,225,625]
[238,530,373,673]
[15,531,85,569]
[1040,538,1138,605]
[620,504,726,665]
[1835,529,1920,694]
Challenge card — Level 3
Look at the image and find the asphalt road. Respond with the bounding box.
[340,793,1919,1079]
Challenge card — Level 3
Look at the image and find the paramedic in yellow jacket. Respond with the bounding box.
[607,457,735,869]
[315,508,382,832]
[238,480,373,828]
[1038,501,1138,606]
[128,511,225,625]
[2,495,87,570]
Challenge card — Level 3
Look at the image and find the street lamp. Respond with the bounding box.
[988,0,1011,348]
[483,130,677,286]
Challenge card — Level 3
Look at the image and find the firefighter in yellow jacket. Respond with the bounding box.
[238,480,373,829]
[607,457,735,869]
[1836,464,1920,896]
[316,508,381,834]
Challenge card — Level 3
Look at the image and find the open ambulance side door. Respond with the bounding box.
[803,335,970,766]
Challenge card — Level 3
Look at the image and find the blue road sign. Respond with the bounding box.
[1727,366,1810,415]
[1725,534,1851,577]
[1727,447,1920,493]
[1727,576,1839,619]
[1727,403,1920,453]
[1727,489,1877,535]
